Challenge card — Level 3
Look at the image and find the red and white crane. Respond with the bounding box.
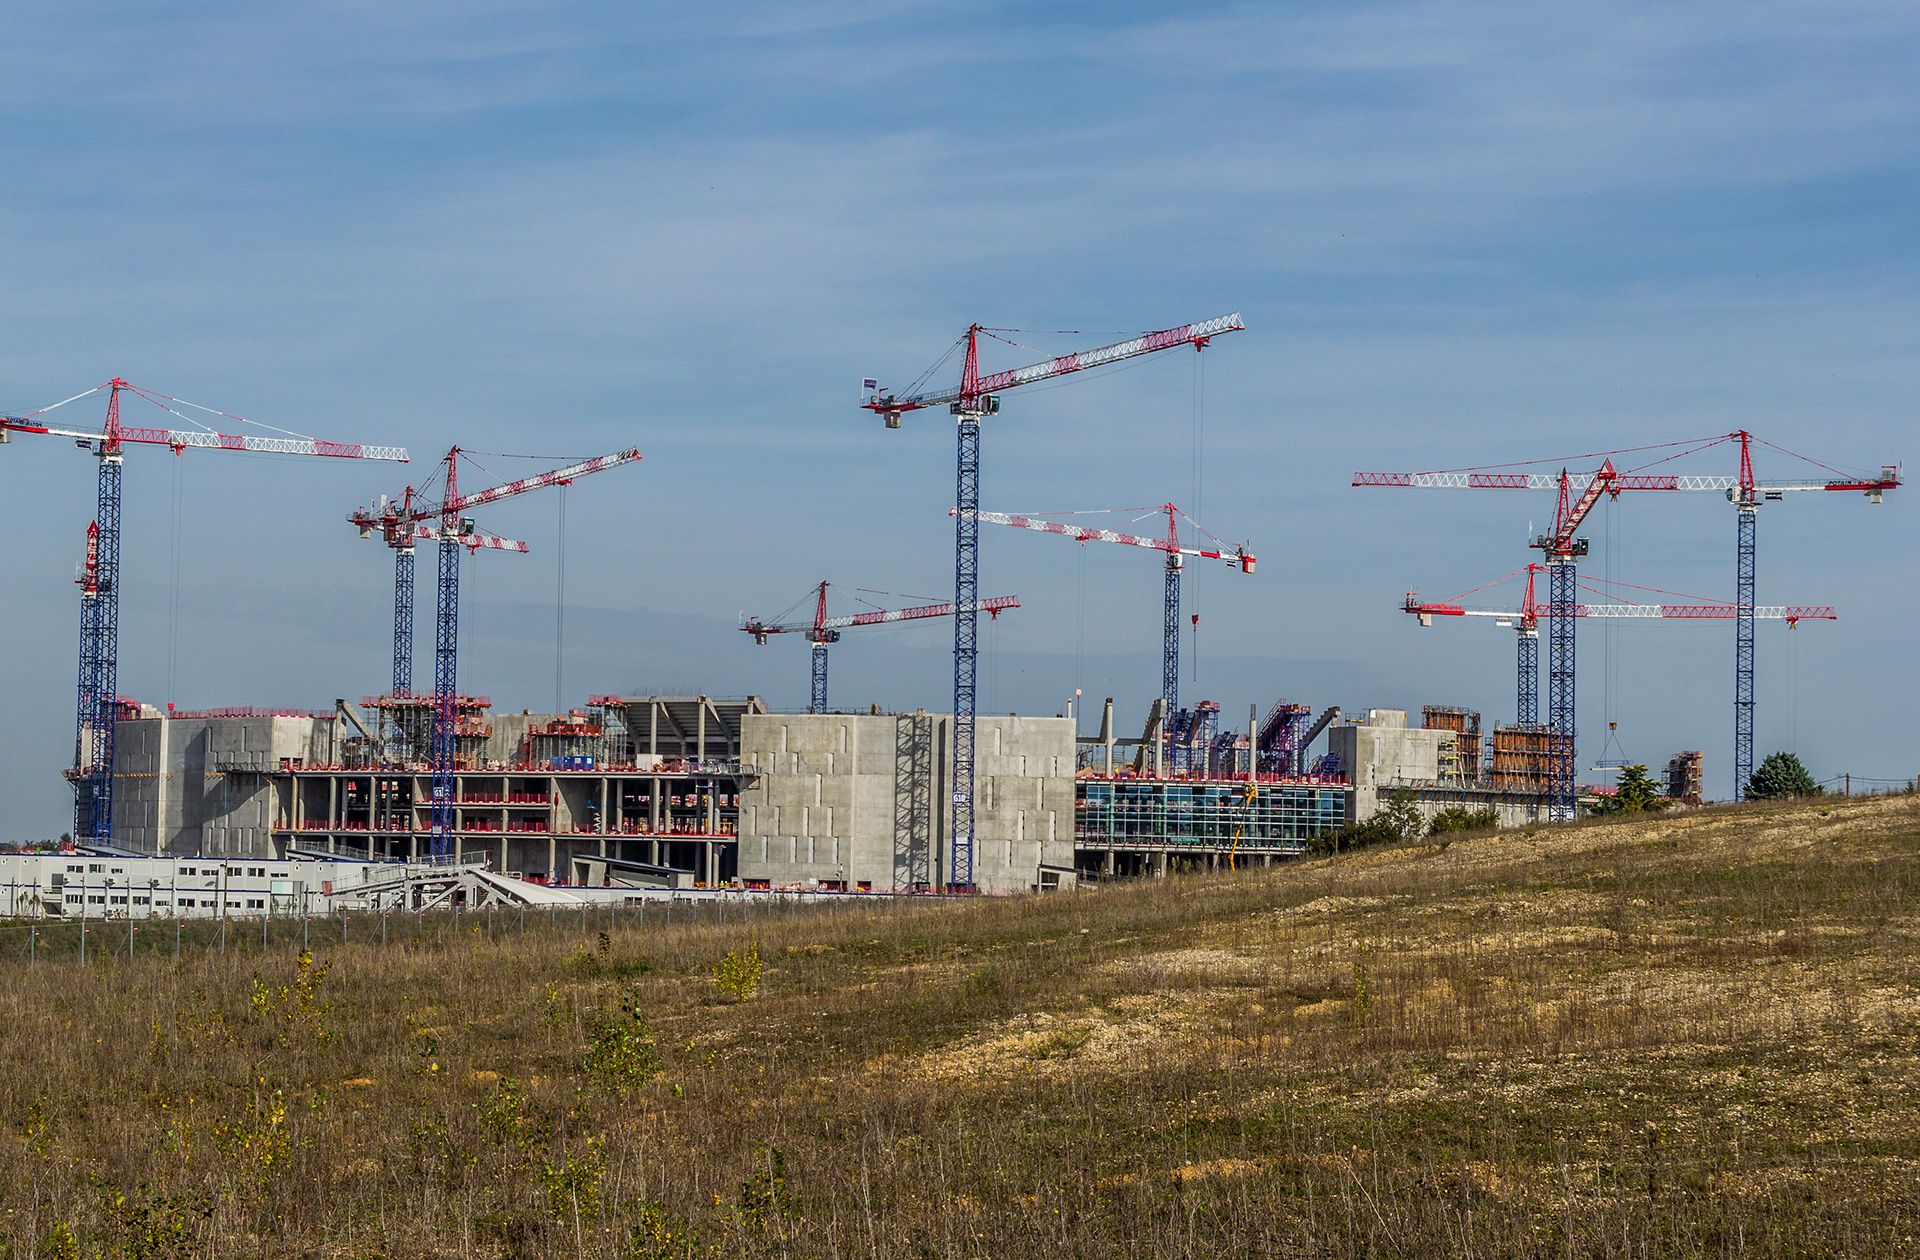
[348,445,640,854]
[2,378,408,842]
[742,582,1020,714]
[350,484,530,712]
[1356,430,1898,805]
[968,504,1254,715]
[862,313,1243,888]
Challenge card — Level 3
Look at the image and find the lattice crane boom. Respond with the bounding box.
[1405,596,1837,623]
[742,582,1019,715]
[969,503,1255,717]
[865,314,1244,889]
[862,315,1244,421]
[970,510,1257,570]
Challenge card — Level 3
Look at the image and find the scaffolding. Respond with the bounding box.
[1076,774,1344,851]
[1665,750,1704,803]
[1422,706,1483,782]
[1257,701,1312,774]
[360,694,493,768]
[1489,723,1564,794]
[892,713,935,891]
[526,711,603,768]
[1164,700,1222,777]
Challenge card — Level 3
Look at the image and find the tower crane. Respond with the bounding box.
[350,484,529,705]
[2,378,408,842]
[1404,562,1836,728]
[862,313,1244,888]
[967,504,1254,715]
[741,583,1021,715]
[1356,431,1898,804]
[350,445,640,854]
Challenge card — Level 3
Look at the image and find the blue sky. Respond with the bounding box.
[2,1,1914,832]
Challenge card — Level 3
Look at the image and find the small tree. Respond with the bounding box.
[1592,764,1666,815]
[1377,789,1424,842]
[1746,751,1821,800]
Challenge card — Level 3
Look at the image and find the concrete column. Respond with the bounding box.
[696,699,708,766]
[1153,850,1168,878]
[1103,848,1115,876]
[499,836,508,873]
[547,835,557,881]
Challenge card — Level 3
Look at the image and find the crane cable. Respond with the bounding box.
[167,456,184,705]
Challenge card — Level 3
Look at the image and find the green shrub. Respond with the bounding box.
[1428,806,1498,836]
[712,945,764,1002]
[582,991,660,1094]
[623,1203,700,1260]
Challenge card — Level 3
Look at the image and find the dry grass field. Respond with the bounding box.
[1,793,1916,1258]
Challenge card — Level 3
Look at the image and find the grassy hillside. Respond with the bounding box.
[2,794,1916,1258]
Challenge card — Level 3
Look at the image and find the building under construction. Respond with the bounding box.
[102,686,1576,890]
[114,696,765,886]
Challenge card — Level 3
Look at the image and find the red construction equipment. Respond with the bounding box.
[3,378,408,842]
[968,504,1254,714]
[743,582,1020,714]
[348,445,641,854]
[1403,562,1836,729]
[862,313,1244,887]
[1357,431,1898,806]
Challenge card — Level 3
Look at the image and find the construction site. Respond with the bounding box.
[0,327,1903,905]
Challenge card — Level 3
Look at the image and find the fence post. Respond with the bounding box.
[29,925,35,965]
[175,915,182,961]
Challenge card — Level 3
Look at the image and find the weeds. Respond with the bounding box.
[711,943,763,1002]
[0,794,1910,1257]
[582,989,660,1094]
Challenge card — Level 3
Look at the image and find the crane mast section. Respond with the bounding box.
[866,314,1244,415]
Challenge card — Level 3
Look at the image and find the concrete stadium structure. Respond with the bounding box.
[95,691,1555,893]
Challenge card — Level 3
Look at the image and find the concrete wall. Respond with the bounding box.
[1333,713,1544,829]
[115,716,333,857]
[737,712,1075,893]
